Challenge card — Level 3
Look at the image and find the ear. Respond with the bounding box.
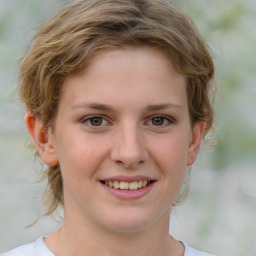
[25,112,59,166]
[187,121,206,166]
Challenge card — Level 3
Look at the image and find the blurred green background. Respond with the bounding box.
[0,0,255,255]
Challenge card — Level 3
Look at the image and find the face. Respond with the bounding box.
[27,47,205,233]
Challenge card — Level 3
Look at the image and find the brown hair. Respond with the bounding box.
[18,0,215,215]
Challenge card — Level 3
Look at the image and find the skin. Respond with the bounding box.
[26,46,205,256]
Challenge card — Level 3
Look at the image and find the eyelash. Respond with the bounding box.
[81,115,110,128]
[146,115,175,127]
[81,114,175,129]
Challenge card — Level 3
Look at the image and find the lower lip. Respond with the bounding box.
[101,182,155,200]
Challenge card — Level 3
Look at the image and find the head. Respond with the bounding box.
[19,0,215,216]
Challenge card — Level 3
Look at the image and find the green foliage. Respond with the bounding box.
[174,0,256,170]
[0,1,255,255]
[1,0,255,170]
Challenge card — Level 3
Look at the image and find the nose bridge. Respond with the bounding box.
[111,121,148,168]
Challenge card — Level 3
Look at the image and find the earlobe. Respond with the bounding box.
[187,121,206,166]
[25,112,59,166]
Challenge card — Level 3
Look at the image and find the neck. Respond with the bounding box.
[45,209,183,256]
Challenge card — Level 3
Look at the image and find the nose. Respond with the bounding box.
[110,123,148,169]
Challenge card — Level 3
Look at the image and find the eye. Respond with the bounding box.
[148,115,175,127]
[89,117,104,126]
[151,116,166,126]
[82,115,109,127]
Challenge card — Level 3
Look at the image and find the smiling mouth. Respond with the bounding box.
[101,180,155,190]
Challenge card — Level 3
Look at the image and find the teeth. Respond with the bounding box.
[129,181,138,190]
[120,181,129,189]
[113,181,120,189]
[104,180,151,190]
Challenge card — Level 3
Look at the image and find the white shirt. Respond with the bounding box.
[1,237,215,256]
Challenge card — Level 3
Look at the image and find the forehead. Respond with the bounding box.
[65,46,185,86]
[90,46,175,73]
[60,46,187,110]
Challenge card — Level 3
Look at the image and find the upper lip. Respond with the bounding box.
[100,175,156,182]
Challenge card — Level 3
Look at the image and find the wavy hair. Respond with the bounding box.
[18,0,215,215]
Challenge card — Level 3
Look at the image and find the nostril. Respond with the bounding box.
[114,160,146,169]
[115,160,128,167]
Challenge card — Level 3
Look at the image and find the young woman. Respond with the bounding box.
[3,0,216,255]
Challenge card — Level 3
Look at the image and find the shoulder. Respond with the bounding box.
[1,241,35,256]
[1,237,54,256]
[182,242,216,256]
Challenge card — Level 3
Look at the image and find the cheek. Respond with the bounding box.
[55,133,109,180]
[154,134,190,168]
[150,134,190,192]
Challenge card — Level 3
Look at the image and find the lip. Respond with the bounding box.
[99,176,156,200]
[101,175,155,182]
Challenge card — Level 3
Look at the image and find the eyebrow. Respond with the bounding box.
[146,103,184,113]
[72,102,184,113]
[72,102,114,111]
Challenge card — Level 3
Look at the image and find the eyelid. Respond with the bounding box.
[146,114,176,126]
[80,114,175,129]
[150,114,175,121]
[81,114,111,127]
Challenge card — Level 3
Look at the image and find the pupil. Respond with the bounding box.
[152,117,164,126]
[90,117,102,126]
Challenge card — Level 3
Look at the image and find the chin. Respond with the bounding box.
[99,208,159,234]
